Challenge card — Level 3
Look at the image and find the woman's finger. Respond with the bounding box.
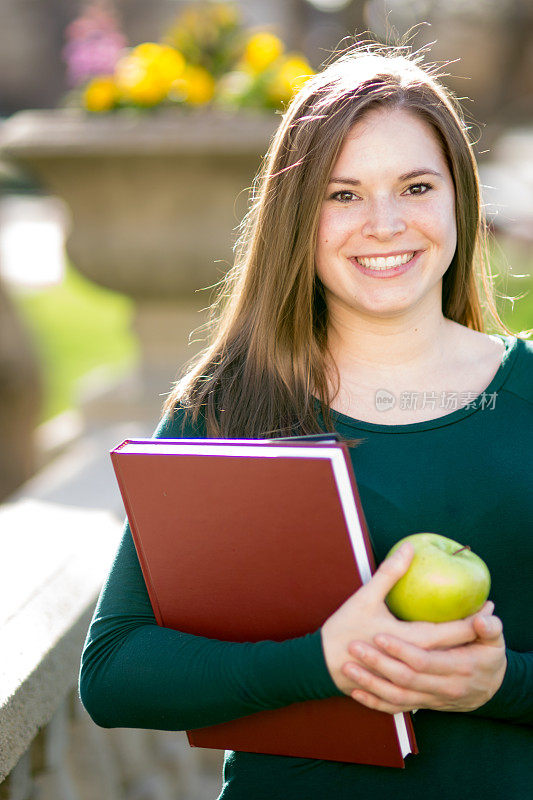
[473,613,504,641]
[345,641,460,692]
[393,616,475,650]
[369,635,472,676]
[396,602,498,650]
[351,688,411,715]
[344,662,434,710]
[363,542,414,601]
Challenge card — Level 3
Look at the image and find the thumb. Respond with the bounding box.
[367,542,414,601]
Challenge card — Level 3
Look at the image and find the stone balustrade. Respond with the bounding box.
[0,421,224,800]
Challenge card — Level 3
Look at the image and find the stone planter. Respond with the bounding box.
[0,109,278,423]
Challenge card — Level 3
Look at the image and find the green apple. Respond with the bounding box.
[385,533,491,623]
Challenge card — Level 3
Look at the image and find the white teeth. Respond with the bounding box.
[355,252,415,270]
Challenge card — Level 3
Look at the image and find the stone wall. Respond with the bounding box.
[0,424,225,799]
[1,692,223,800]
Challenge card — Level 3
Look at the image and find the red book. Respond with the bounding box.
[110,436,417,768]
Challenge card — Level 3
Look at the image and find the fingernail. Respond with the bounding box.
[394,543,410,559]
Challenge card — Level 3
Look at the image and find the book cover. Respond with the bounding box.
[110,437,417,767]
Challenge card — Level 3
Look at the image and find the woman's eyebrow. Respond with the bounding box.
[328,168,443,185]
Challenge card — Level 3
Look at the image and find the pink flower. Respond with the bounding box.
[62,2,128,86]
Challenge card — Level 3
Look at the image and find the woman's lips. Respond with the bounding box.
[349,250,422,278]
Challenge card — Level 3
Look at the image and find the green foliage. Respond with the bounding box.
[163,1,245,78]
[11,263,138,424]
[486,236,533,336]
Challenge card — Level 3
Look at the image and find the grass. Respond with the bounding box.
[7,235,533,427]
[11,262,138,424]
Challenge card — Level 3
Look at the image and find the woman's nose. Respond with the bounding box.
[361,197,406,240]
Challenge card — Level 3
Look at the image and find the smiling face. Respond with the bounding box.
[315,106,457,322]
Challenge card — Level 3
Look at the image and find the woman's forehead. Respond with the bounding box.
[332,108,449,176]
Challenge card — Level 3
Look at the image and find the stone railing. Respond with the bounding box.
[0,421,224,800]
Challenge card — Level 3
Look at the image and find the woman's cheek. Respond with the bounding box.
[418,194,456,236]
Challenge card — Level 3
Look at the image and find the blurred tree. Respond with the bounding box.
[487,0,533,127]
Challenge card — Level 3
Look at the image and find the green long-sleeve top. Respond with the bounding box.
[80,333,533,799]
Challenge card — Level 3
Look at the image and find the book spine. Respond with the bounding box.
[405,712,418,754]
[340,444,377,573]
[109,452,165,626]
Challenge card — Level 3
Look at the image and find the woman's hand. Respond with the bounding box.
[321,542,489,696]
[341,608,507,714]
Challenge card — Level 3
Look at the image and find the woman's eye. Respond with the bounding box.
[404,182,433,196]
[330,190,359,203]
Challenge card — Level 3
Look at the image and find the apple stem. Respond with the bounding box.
[452,545,471,555]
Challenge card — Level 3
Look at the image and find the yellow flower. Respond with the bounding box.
[172,64,216,106]
[115,43,185,106]
[243,32,284,74]
[156,45,187,83]
[134,42,168,62]
[83,76,118,112]
[267,54,314,105]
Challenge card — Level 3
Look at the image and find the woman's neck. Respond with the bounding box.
[325,309,456,381]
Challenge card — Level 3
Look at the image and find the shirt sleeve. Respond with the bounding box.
[79,521,342,730]
[79,406,343,730]
[466,649,533,727]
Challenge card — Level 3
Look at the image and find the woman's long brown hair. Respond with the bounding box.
[162,42,530,439]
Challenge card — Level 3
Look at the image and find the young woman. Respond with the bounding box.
[80,43,533,798]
